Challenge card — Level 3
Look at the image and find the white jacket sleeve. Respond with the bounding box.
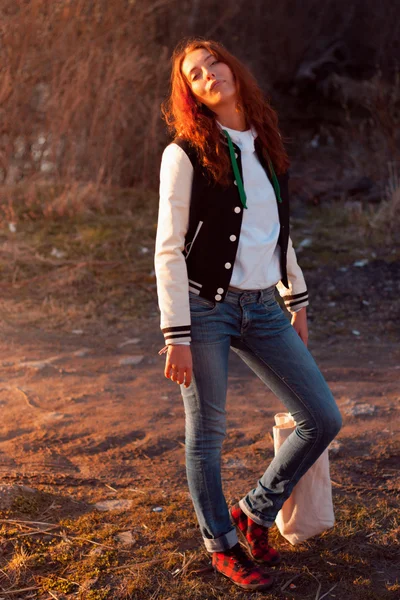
[276,236,309,313]
[154,144,194,345]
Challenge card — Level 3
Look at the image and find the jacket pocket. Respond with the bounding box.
[184,221,203,260]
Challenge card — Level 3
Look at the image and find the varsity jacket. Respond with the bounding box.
[155,132,309,345]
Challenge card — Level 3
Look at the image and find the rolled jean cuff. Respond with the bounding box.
[203,526,238,553]
[239,498,274,528]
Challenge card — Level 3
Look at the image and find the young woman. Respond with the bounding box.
[154,37,342,591]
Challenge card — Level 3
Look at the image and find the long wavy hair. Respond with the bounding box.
[161,37,290,185]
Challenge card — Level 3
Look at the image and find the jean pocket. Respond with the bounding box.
[189,292,218,316]
[262,295,279,309]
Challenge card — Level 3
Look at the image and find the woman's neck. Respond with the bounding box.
[214,104,247,131]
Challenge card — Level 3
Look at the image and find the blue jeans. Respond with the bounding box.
[180,286,342,553]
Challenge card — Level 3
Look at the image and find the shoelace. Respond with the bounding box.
[227,546,255,576]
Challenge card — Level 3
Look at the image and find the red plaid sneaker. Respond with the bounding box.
[230,503,281,566]
[212,543,273,591]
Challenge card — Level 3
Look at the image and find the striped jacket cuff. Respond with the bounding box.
[282,290,309,313]
[162,325,191,345]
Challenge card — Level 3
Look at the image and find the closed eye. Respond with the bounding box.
[191,60,219,81]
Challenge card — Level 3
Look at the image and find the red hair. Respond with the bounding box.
[161,37,290,185]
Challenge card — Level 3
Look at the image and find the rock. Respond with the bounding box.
[0,484,38,510]
[152,506,163,512]
[298,237,312,249]
[80,576,98,591]
[115,531,136,546]
[297,237,313,252]
[20,360,49,370]
[329,440,343,455]
[353,259,369,267]
[119,356,144,366]
[94,499,133,512]
[118,338,141,348]
[72,330,84,335]
[344,403,376,417]
[352,330,361,336]
[50,247,66,259]
[8,223,16,233]
[40,412,65,423]
[74,348,90,357]
[221,458,247,469]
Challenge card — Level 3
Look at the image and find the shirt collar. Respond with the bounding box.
[216,120,257,153]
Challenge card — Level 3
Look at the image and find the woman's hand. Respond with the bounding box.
[291,307,308,347]
[163,344,193,388]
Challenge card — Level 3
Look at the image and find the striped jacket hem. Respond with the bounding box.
[162,325,191,345]
[281,290,309,312]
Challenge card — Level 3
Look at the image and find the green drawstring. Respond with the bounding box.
[222,128,282,205]
[222,129,247,209]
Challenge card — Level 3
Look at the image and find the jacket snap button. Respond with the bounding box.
[235,152,238,158]
[234,180,238,186]
[234,206,241,213]
[215,294,222,301]
[224,263,231,269]
[229,234,236,241]
[217,287,224,294]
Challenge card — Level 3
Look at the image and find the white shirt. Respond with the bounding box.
[216,122,282,289]
[155,132,309,346]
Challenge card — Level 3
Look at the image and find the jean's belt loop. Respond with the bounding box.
[261,285,275,303]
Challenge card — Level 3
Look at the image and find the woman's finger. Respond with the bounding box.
[175,367,185,385]
[170,365,179,381]
[165,359,177,379]
[184,367,192,388]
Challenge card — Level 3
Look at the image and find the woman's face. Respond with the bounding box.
[181,48,237,111]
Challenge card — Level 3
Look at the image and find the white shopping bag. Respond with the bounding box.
[273,412,335,545]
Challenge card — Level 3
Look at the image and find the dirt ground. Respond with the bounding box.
[0,195,399,598]
[0,308,399,490]
[0,269,399,598]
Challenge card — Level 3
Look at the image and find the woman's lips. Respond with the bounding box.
[210,80,222,91]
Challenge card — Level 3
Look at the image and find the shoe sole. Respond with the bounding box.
[214,567,274,591]
[230,513,281,567]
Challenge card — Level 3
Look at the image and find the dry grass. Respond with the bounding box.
[0,165,397,336]
[0,0,398,195]
[0,457,398,599]
[370,162,400,237]
[0,196,397,598]
[0,0,170,189]
[0,184,159,330]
